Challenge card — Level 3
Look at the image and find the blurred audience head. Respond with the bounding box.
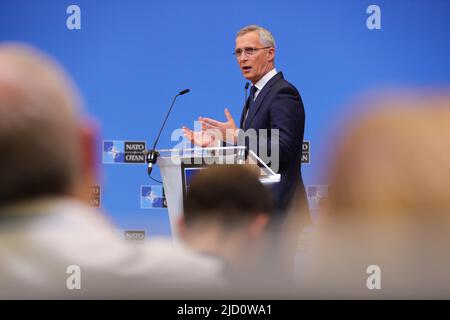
[326,95,450,224]
[303,94,450,298]
[0,43,96,207]
[179,164,272,268]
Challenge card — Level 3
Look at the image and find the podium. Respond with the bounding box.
[156,146,280,240]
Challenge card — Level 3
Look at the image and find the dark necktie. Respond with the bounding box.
[243,85,258,128]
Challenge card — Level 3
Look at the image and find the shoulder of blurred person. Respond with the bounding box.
[0,196,227,299]
[300,95,450,298]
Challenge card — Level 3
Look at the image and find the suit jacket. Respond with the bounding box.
[238,72,309,221]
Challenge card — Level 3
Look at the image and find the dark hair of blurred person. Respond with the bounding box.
[183,165,272,230]
[0,43,92,206]
[178,164,276,295]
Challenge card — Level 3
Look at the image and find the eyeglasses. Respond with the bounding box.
[233,46,271,58]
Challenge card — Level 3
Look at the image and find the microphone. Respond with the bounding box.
[146,88,190,177]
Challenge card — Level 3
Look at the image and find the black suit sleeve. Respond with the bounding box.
[236,85,305,170]
[270,86,305,162]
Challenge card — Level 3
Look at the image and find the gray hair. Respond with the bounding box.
[0,43,83,206]
[236,25,276,48]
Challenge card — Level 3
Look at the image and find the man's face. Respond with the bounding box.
[235,31,275,84]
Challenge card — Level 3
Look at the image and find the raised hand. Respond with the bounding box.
[200,108,238,144]
[182,126,216,148]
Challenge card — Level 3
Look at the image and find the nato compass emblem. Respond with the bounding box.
[140,185,167,209]
[103,141,146,164]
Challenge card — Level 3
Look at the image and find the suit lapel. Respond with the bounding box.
[243,72,283,130]
[239,98,250,128]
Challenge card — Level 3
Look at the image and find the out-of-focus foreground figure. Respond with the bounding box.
[179,165,283,296]
[301,95,450,298]
[0,44,225,299]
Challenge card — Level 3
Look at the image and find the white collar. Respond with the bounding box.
[253,68,278,91]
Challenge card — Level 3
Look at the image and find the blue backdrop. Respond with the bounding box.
[2,0,450,238]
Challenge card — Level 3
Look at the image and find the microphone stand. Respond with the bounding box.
[146,89,190,179]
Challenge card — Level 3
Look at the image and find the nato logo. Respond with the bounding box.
[103,140,146,164]
[141,185,166,209]
[307,185,328,211]
[124,230,146,242]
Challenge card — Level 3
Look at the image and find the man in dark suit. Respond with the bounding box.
[183,25,309,224]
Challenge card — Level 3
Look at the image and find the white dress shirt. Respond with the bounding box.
[252,68,278,100]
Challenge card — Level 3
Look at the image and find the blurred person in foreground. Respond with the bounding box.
[0,43,225,299]
[300,94,450,298]
[178,165,292,296]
